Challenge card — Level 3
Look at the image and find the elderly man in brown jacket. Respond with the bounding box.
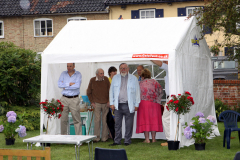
[87,68,110,142]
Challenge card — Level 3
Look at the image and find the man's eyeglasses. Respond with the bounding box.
[120,68,128,70]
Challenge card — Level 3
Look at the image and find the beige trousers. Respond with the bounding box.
[162,103,170,140]
[94,103,109,141]
[60,96,82,135]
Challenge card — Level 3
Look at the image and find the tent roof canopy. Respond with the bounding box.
[43,17,194,63]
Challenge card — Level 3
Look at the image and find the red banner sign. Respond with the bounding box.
[132,54,169,59]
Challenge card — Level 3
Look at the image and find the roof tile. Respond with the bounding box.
[0,0,107,16]
[105,0,201,5]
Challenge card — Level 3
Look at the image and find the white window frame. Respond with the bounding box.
[0,21,4,38]
[67,17,87,23]
[234,47,239,56]
[236,22,240,30]
[186,7,202,18]
[33,18,53,37]
[139,9,155,19]
[236,5,240,30]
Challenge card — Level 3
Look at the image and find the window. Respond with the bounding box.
[129,64,167,103]
[225,47,234,56]
[186,7,202,18]
[34,18,53,37]
[214,61,236,69]
[131,9,163,19]
[67,17,87,22]
[140,9,155,19]
[0,21,4,38]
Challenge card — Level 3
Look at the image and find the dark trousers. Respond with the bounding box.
[106,108,115,141]
[114,103,135,144]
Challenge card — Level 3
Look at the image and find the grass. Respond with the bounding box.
[0,122,240,160]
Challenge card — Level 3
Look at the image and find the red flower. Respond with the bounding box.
[61,108,63,111]
[52,108,55,110]
[181,106,184,108]
[57,107,60,110]
[169,99,173,103]
[192,100,195,105]
[61,105,64,107]
[175,107,179,112]
[178,94,181,96]
[44,109,47,112]
[45,99,48,101]
[187,96,193,101]
[174,100,179,104]
[53,111,55,114]
[171,94,176,97]
[39,102,42,105]
[166,106,169,111]
[58,114,62,119]
[51,112,54,115]
[185,91,191,96]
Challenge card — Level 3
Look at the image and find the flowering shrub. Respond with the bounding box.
[15,125,27,137]
[39,99,64,119]
[166,91,194,115]
[183,112,216,144]
[0,111,27,139]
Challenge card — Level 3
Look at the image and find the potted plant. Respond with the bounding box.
[0,111,27,145]
[166,91,194,150]
[183,112,216,150]
[210,45,220,56]
[39,98,64,134]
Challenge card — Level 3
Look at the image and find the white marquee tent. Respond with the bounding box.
[40,16,220,147]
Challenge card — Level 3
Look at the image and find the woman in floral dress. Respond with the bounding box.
[136,68,164,143]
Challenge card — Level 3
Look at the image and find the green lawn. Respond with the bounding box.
[0,122,239,160]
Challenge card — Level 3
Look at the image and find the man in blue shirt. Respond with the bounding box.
[109,63,140,146]
[135,65,144,81]
[58,63,82,135]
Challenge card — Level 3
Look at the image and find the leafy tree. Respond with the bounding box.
[0,42,41,106]
[194,0,240,60]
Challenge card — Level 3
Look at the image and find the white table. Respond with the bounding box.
[23,135,96,160]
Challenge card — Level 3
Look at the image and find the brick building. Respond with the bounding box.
[0,0,109,52]
[213,80,240,106]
